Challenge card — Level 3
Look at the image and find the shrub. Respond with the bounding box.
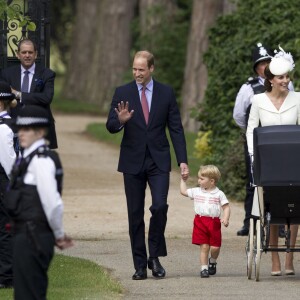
[197,0,300,200]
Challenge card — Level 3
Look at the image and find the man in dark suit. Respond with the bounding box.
[0,38,57,149]
[106,50,189,280]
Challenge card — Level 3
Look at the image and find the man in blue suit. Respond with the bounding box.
[106,50,189,280]
[0,38,57,149]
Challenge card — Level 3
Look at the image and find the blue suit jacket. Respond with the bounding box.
[0,64,57,149]
[106,80,188,174]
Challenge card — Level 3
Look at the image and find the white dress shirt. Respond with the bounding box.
[187,187,229,218]
[23,139,64,239]
[137,79,153,110]
[21,63,35,92]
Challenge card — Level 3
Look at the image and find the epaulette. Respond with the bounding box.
[31,145,63,194]
[35,146,50,158]
[0,117,11,126]
[0,117,19,154]
[246,77,259,85]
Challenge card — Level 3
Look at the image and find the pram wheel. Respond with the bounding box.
[255,219,262,281]
[246,218,254,279]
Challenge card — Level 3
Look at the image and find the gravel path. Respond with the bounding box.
[56,114,300,300]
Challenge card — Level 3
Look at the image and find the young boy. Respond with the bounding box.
[3,105,73,299]
[180,165,230,278]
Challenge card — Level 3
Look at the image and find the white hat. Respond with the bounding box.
[269,45,295,75]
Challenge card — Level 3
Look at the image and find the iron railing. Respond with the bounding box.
[0,0,51,69]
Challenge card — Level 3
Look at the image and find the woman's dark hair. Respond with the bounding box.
[264,64,275,92]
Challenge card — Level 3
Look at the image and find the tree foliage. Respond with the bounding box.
[130,0,192,100]
[198,0,300,200]
[50,0,76,66]
[0,0,35,30]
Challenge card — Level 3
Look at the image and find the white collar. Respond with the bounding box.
[21,63,35,74]
[0,110,9,117]
[23,138,46,158]
[200,187,219,194]
[136,79,153,92]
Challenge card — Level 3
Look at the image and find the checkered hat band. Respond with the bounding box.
[16,116,49,125]
[0,92,14,98]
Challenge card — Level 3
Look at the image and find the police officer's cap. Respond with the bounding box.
[252,43,272,72]
[16,105,50,128]
[0,81,15,101]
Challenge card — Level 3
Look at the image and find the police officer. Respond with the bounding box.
[4,105,73,299]
[0,81,17,288]
[233,43,294,236]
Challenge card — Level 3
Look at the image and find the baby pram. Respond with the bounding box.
[246,125,300,281]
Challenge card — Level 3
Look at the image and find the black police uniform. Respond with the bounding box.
[0,84,17,288]
[241,77,265,234]
[0,155,13,288]
[4,145,63,300]
[235,43,271,236]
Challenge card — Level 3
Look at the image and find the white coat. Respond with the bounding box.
[246,91,300,155]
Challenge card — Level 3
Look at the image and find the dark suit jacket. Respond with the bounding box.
[106,80,188,174]
[0,64,57,149]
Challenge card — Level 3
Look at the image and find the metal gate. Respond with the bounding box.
[0,0,51,69]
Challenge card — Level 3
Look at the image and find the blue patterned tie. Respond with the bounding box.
[21,70,30,93]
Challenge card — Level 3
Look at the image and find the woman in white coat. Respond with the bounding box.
[247,47,300,276]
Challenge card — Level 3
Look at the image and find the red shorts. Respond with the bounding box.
[192,215,222,247]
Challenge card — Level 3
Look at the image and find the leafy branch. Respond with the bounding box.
[0,0,36,31]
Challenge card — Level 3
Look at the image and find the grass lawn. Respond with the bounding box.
[0,254,123,300]
[52,76,101,115]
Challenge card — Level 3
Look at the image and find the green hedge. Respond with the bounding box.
[198,0,300,200]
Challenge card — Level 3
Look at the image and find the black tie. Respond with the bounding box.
[21,70,30,93]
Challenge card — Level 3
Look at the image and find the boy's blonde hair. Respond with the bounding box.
[198,165,221,183]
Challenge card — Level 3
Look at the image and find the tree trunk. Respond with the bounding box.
[138,0,177,51]
[63,0,137,112]
[181,0,235,132]
[139,0,176,33]
[62,0,98,101]
[223,0,236,13]
[50,0,76,66]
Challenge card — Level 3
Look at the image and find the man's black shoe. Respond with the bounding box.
[148,257,166,278]
[132,268,147,280]
[237,226,249,236]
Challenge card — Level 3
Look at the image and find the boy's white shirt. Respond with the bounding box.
[187,187,229,218]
